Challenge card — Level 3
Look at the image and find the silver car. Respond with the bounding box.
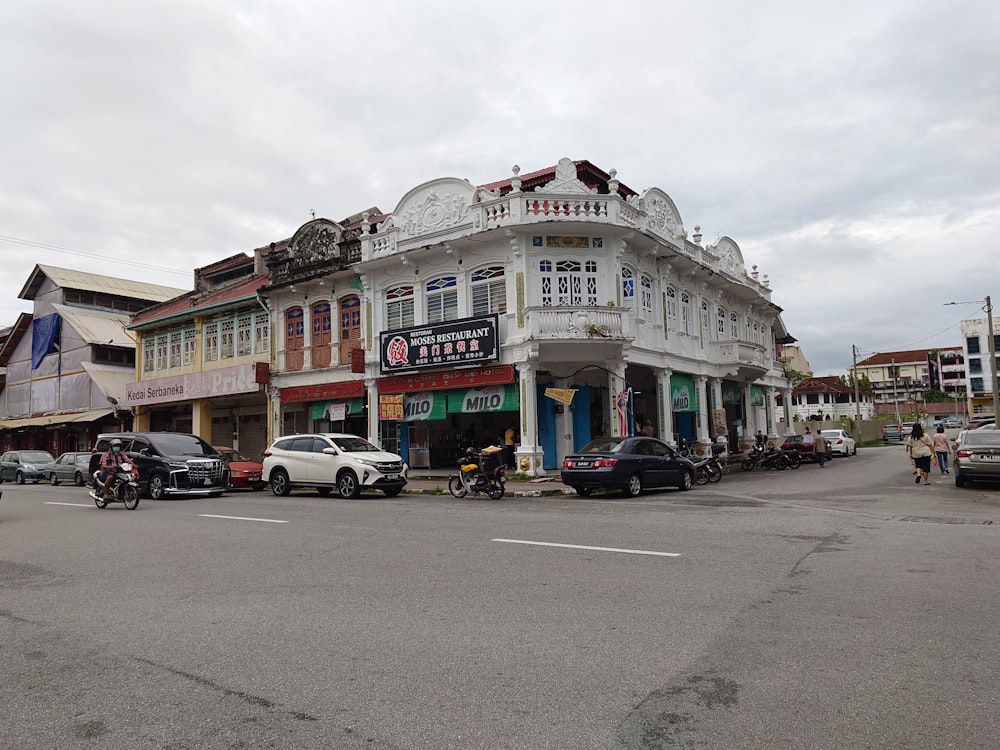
[954,429,1000,488]
[44,451,93,486]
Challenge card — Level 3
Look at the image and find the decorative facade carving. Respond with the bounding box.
[399,191,470,237]
[534,157,595,195]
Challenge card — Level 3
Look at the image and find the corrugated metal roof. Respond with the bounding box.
[130,273,268,327]
[53,303,135,346]
[82,362,135,404]
[20,265,186,302]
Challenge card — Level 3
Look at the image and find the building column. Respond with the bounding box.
[782,387,794,434]
[766,386,778,444]
[694,375,712,457]
[515,364,542,476]
[191,399,213,442]
[366,377,379,444]
[741,381,754,452]
[709,377,725,447]
[656,367,674,445]
[609,360,628,437]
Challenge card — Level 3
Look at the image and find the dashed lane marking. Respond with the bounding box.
[492,538,681,557]
[44,502,93,508]
[200,514,289,524]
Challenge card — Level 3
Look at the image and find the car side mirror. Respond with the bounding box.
[322,447,338,456]
[140,448,150,456]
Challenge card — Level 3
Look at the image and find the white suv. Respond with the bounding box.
[262,433,407,498]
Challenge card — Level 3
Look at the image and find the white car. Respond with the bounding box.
[820,429,856,456]
[262,433,407,498]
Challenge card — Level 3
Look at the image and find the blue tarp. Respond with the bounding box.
[31,313,61,369]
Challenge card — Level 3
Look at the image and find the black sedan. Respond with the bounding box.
[560,436,695,497]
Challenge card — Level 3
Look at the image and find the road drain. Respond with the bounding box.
[898,516,993,525]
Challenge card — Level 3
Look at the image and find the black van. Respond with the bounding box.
[89,433,229,499]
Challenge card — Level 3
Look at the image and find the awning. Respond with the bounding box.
[0,408,114,430]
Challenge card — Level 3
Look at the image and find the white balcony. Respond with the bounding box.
[712,340,770,379]
[520,306,631,342]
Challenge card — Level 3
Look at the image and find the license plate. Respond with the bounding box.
[979,454,1000,461]
[384,474,399,481]
[204,478,212,485]
[575,461,591,467]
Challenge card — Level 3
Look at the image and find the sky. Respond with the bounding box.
[2,0,998,376]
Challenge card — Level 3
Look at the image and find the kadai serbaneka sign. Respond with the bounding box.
[379,314,499,374]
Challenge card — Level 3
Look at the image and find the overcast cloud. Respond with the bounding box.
[2,0,997,375]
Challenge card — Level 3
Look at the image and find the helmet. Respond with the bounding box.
[110,438,123,448]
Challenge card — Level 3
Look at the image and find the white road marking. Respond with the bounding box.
[44,502,93,507]
[199,514,288,524]
[492,538,681,557]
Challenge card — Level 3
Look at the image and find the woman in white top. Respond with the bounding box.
[906,423,934,485]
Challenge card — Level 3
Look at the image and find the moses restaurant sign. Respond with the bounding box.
[379,314,499,374]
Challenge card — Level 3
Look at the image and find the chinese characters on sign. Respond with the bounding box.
[379,314,499,374]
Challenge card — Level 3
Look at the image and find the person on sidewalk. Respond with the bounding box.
[906,423,934,485]
[932,425,952,475]
[814,429,827,467]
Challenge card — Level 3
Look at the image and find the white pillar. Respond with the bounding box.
[366,377,379,443]
[782,387,794,434]
[516,364,542,476]
[695,375,711,455]
[766,386,778,440]
[709,377,724,445]
[657,368,674,445]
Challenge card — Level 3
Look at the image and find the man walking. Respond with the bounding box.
[814,429,827,467]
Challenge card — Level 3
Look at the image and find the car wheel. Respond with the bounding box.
[573,486,593,497]
[15,470,25,485]
[316,487,333,496]
[50,473,60,486]
[852,445,857,456]
[955,473,966,488]
[270,470,291,496]
[337,471,361,499]
[74,471,85,487]
[678,470,693,491]
[148,474,167,500]
[382,487,402,497]
[624,473,642,498]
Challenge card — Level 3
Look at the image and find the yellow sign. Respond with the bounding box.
[712,408,728,436]
[379,394,404,420]
[544,387,577,405]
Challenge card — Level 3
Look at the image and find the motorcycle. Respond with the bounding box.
[692,455,724,485]
[448,446,506,500]
[741,444,790,471]
[89,462,141,510]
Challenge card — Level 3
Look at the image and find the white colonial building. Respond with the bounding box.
[330,158,795,474]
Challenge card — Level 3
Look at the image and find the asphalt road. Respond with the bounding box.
[2,446,999,749]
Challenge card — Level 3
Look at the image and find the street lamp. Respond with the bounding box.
[945,295,1000,420]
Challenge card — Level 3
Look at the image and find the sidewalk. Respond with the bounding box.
[404,469,574,497]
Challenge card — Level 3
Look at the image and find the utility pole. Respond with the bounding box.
[988,295,1000,419]
[852,344,861,431]
[891,357,901,425]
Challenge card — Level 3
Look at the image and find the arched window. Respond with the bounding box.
[426,276,458,323]
[729,311,739,339]
[718,307,726,337]
[701,300,710,338]
[285,307,304,371]
[339,295,361,364]
[640,274,652,319]
[665,287,677,328]
[680,291,691,335]
[471,266,506,315]
[622,267,635,302]
[386,286,414,330]
[311,301,332,368]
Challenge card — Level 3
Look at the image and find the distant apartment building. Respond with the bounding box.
[853,347,967,419]
[961,317,999,417]
[788,376,874,421]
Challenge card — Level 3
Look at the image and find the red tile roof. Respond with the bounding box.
[856,349,932,367]
[479,159,639,198]
[793,376,855,395]
[131,273,268,327]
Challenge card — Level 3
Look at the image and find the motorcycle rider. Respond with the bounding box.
[98,438,130,499]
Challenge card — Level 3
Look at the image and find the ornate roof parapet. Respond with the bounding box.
[265,218,354,286]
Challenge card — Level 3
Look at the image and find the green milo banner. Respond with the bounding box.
[446,384,519,413]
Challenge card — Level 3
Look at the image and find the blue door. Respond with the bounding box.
[572,386,591,451]
[536,386,558,470]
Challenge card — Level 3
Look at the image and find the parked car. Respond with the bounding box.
[969,421,996,431]
[900,422,917,438]
[932,417,964,428]
[781,434,833,462]
[88,433,229,499]
[560,435,695,497]
[262,433,407,498]
[820,429,856,456]
[882,424,904,442]
[954,429,1000,488]
[214,446,265,490]
[44,451,92,486]
[0,450,56,484]
[968,416,997,430]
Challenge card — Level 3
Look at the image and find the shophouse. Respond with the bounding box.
[961,317,999,418]
[124,253,271,458]
[0,265,184,453]
[260,214,370,450]
[351,158,793,474]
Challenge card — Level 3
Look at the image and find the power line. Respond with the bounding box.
[0,234,190,276]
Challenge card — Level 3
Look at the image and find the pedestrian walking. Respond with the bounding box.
[814,429,827,467]
[906,423,934,485]
[641,420,656,437]
[932,425,951,475]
